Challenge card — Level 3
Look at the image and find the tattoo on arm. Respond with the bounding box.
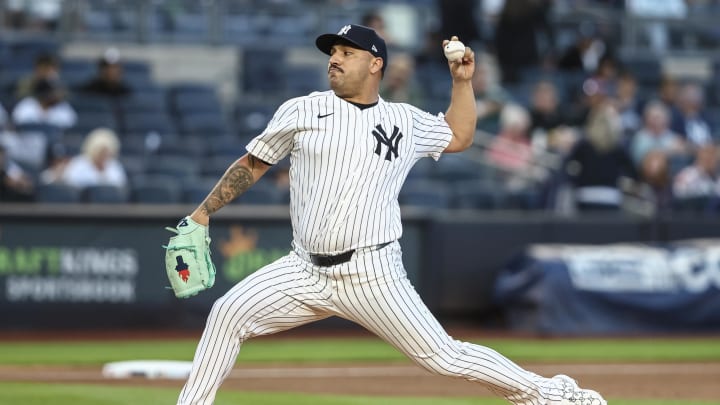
[200,155,263,216]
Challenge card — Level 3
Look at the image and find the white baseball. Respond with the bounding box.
[444,40,465,62]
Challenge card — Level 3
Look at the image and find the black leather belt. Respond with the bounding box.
[309,242,392,267]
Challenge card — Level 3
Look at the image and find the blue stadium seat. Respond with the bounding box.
[433,154,486,183]
[69,95,115,114]
[118,155,147,178]
[451,181,501,210]
[131,175,182,203]
[672,195,713,214]
[82,185,129,203]
[69,111,119,134]
[235,101,275,136]
[181,178,218,204]
[206,136,247,158]
[8,38,60,62]
[172,91,223,114]
[145,156,199,180]
[201,155,237,178]
[399,179,451,209]
[232,180,283,205]
[177,112,230,136]
[285,66,326,97]
[122,112,176,135]
[415,62,452,100]
[500,188,544,210]
[154,135,208,158]
[121,89,168,113]
[406,157,436,181]
[621,56,662,87]
[122,60,152,77]
[36,183,81,203]
[242,47,287,94]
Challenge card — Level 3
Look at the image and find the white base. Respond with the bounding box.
[102,360,193,379]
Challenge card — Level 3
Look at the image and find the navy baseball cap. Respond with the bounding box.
[316,24,388,74]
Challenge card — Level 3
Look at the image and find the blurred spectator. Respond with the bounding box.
[14,53,60,100]
[589,55,620,96]
[656,75,680,109]
[415,29,446,67]
[612,71,643,136]
[0,144,34,202]
[380,53,423,105]
[77,48,132,97]
[673,143,719,199]
[557,21,611,75]
[3,0,62,31]
[528,79,571,139]
[671,82,714,147]
[638,149,673,212]
[12,79,77,130]
[493,0,554,83]
[472,55,511,133]
[564,103,637,211]
[438,0,481,49]
[57,128,127,190]
[630,100,688,166]
[485,103,536,189]
[361,10,395,46]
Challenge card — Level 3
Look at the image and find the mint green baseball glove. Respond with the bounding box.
[163,217,216,298]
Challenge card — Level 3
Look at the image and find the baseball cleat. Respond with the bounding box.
[551,374,607,405]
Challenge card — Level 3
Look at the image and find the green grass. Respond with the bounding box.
[0,337,719,366]
[0,382,718,405]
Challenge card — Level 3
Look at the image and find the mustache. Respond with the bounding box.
[328,64,343,73]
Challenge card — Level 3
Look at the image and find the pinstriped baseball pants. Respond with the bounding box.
[177,241,561,405]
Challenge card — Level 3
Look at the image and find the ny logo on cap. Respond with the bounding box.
[371,45,378,52]
[338,25,351,35]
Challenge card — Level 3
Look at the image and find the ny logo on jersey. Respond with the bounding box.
[338,25,351,35]
[371,124,403,161]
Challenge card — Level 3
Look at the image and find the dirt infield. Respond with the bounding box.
[1,362,718,401]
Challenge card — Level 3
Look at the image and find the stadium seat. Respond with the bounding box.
[285,66,326,97]
[154,135,208,158]
[69,95,115,114]
[144,156,199,180]
[206,136,247,158]
[181,177,219,204]
[232,180,283,205]
[177,112,230,136]
[130,175,182,203]
[171,88,223,114]
[118,155,147,178]
[500,188,544,210]
[399,179,451,209]
[672,195,713,214]
[406,157,435,181]
[621,55,662,87]
[433,154,485,183]
[82,185,129,203]
[242,47,287,94]
[35,183,82,203]
[235,101,275,137]
[451,181,500,210]
[120,89,168,114]
[122,112,176,135]
[201,155,237,178]
[69,111,119,134]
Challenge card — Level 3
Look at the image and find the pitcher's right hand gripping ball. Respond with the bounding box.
[163,217,216,298]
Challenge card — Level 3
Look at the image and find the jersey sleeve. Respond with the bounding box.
[410,106,454,161]
[245,98,299,164]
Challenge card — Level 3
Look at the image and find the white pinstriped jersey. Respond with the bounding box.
[246,90,453,254]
